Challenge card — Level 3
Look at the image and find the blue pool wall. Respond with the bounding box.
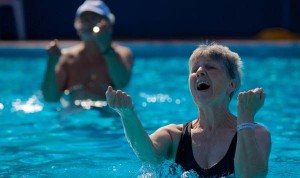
[1,42,300,59]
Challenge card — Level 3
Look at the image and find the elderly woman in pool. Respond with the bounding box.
[106,44,271,177]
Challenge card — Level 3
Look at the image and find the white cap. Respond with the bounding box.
[76,0,115,24]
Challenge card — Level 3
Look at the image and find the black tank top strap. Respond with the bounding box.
[227,132,237,157]
[175,122,191,163]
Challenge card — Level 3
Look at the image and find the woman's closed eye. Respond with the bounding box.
[191,64,218,73]
[205,65,217,70]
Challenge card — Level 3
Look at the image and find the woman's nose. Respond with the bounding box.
[196,68,206,77]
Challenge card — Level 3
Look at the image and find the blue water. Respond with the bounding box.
[0,42,300,177]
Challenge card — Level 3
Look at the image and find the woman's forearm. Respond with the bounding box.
[119,110,162,164]
[235,129,268,178]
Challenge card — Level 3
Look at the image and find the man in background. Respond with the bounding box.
[42,0,133,109]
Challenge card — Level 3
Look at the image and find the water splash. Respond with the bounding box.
[12,95,43,113]
[137,161,199,178]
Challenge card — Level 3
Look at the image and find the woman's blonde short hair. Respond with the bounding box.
[189,44,243,100]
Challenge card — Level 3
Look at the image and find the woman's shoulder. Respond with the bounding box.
[156,123,185,140]
[161,123,184,132]
[254,123,271,135]
[150,124,183,147]
[254,123,272,157]
[254,123,271,146]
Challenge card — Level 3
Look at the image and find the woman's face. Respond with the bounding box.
[189,57,235,106]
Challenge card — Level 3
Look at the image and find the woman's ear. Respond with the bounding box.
[227,79,237,94]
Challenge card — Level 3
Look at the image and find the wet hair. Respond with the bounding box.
[189,43,243,100]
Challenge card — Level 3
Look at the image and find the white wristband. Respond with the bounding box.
[237,122,255,132]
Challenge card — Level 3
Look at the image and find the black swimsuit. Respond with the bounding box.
[175,122,237,177]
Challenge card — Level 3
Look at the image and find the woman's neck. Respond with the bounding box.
[194,105,236,132]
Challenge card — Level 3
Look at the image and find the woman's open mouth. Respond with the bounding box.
[197,81,210,91]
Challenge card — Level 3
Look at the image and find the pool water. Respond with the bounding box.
[0,43,300,177]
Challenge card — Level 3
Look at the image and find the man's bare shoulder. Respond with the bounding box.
[60,44,83,62]
[112,44,133,58]
[112,44,131,52]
